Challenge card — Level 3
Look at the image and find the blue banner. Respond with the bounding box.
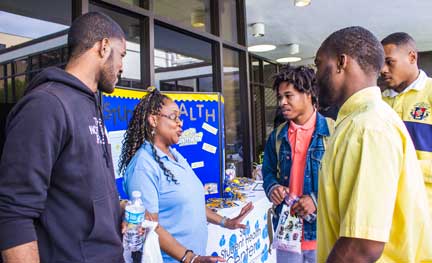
[102,88,225,200]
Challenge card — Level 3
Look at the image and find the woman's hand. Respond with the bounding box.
[194,255,226,263]
[223,202,254,230]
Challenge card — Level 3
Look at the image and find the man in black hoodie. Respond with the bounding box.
[0,12,126,263]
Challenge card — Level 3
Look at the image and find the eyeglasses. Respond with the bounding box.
[159,113,182,124]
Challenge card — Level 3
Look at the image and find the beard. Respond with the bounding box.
[317,65,334,108]
[99,53,117,94]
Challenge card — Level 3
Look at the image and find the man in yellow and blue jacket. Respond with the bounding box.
[381,32,432,215]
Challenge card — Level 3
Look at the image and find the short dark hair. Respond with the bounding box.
[273,65,318,106]
[381,32,416,49]
[68,12,125,59]
[320,26,384,77]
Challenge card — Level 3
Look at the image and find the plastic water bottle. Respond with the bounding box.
[123,191,145,252]
[225,162,236,181]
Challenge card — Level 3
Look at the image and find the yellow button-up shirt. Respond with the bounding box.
[317,87,432,262]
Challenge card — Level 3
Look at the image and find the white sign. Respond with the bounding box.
[202,122,218,135]
[178,128,203,146]
[107,130,126,179]
[191,161,205,169]
[202,143,217,154]
[206,192,275,263]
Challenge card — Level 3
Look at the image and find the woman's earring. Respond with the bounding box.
[151,123,157,136]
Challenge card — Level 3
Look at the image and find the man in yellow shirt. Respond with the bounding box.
[315,26,432,262]
[381,32,432,214]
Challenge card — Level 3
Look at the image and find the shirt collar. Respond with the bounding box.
[336,86,381,127]
[382,70,428,98]
[143,140,176,160]
[289,110,317,133]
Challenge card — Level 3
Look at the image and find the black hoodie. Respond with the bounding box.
[0,67,123,262]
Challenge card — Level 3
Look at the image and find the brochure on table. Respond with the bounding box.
[102,87,225,199]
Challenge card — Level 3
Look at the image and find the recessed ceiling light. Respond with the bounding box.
[276,57,302,63]
[294,0,311,7]
[248,44,276,52]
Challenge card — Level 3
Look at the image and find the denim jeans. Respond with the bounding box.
[276,249,316,263]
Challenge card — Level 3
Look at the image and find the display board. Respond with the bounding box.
[102,88,225,199]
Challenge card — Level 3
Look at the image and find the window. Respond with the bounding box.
[249,55,279,161]
[252,84,264,157]
[263,62,277,88]
[223,47,243,176]
[40,49,63,68]
[263,63,278,137]
[154,24,213,92]
[14,75,26,101]
[198,76,213,92]
[264,87,278,135]
[220,0,238,43]
[0,0,71,104]
[154,0,211,33]
[251,57,260,83]
[0,0,71,49]
[0,65,4,103]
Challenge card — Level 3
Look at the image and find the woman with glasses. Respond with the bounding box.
[119,88,253,263]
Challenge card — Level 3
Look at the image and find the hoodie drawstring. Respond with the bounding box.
[94,93,111,168]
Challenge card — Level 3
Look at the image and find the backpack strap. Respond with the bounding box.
[268,122,286,253]
[274,122,287,180]
[267,206,276,254]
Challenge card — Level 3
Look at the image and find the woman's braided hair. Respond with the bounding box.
[118,87,179,184]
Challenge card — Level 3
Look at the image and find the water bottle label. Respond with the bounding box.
[125,210,144,224]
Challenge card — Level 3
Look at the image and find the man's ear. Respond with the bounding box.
[98,38,110,58]
[306,92,312,103]
[408,50,417,64]
[337,54,348,72]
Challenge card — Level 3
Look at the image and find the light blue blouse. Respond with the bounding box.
[123,141,207,262]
